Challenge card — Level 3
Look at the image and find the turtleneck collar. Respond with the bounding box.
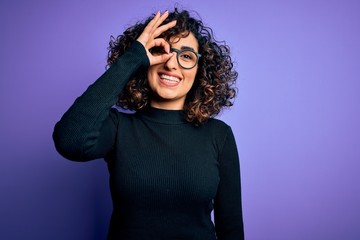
[136,106,187,124]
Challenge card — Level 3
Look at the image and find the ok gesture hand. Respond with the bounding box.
[136,11,177,66]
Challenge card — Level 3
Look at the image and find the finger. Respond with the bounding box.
[144,11,167,35]
[149,38,171,53]
[152,10,169,30]
[143,11,161,34]
[151,52,174,65]
[153,20,177,38]
[137,12,161,46]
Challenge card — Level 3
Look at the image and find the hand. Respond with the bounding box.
[136,11,177,66]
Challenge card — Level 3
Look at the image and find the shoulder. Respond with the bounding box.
[198,118,238,156]
[109,107,137,123]
[204,118,232,133]
[199,118,234,145]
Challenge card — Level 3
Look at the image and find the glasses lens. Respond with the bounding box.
[178,50,198,69]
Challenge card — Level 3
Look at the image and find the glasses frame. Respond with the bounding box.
[170,48,202,70]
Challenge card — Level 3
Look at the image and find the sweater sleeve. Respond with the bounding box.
[214,127,244,240]
[52,41,149,161]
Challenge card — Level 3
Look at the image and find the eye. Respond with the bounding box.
[150,46,166,55]
[182,54,192,59]
[179,51,196,61]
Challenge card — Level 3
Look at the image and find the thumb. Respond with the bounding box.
[150,52,174,65]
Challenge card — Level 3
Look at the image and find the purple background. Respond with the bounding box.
[1,0,359,239]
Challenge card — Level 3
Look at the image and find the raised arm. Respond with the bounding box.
[53,11,177,161]
[53,41,149,161]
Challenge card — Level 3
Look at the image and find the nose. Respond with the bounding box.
[164,52,178,70]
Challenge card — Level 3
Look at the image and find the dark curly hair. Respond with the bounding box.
[107,8,237,126]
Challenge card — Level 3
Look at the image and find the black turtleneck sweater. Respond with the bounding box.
[53,41,244,240]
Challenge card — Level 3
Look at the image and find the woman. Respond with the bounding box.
[53,8,244,240]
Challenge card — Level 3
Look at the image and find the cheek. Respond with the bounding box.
[147,66,157,86]
[147,66,155,78]
[185,68,198,85]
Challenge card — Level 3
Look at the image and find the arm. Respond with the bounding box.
[53,11,177,162]
[52,41,149,161]
[214,127,244,240]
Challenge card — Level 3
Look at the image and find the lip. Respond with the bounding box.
[158,71,182,87]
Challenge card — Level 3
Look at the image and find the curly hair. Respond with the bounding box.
[107,8,238,126]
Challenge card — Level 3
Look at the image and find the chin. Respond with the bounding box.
[156,92,179,101]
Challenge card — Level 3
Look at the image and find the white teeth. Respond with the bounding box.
[160,74,180,82]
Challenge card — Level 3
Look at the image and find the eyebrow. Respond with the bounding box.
[179,46,196,52]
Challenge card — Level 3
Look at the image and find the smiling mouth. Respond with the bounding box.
[159,74,181,86]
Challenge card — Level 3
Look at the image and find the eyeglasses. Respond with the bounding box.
[150,47,201,70]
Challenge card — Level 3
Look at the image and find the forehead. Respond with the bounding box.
[168,32,199,51]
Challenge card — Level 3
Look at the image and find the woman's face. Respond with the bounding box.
[147,32,199,110]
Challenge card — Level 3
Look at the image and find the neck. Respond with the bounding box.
[138,106,187,124]
[150,99,185,110]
